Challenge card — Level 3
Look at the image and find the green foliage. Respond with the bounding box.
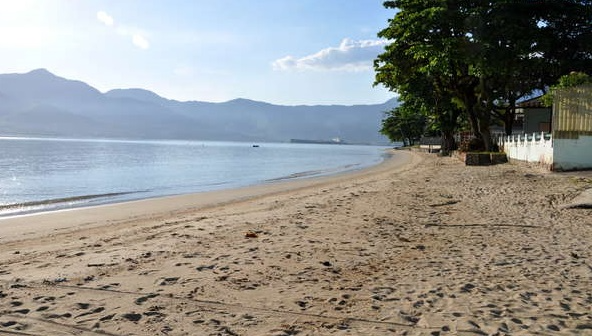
[542,72,592,106]
[380,103,427,146]
[375,0,592,148]
[558,72,592,87]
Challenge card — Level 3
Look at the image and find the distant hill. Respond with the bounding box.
[0,69,399,144]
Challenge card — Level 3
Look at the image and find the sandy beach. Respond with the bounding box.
[0,150,590,335]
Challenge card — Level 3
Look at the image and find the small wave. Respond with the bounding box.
[265,163,363,182]
[0,192,137,213]
[265,170,326,182]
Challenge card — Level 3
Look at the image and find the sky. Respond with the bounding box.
[0,0,397,106]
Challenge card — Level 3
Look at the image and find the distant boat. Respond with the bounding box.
[290,138,347,145]
[252,144,260,147]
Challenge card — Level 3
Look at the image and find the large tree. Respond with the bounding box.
[375,0,592,150]
[375,0,489,149]
[470,0,592,135]
[375,0,468,152]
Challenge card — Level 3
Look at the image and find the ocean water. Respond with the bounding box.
[0,137,391,217]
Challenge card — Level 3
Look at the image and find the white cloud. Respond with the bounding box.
[273,38,389,72]
[132,34,149,49]
[97,10,149,50]
[97,11,114,26]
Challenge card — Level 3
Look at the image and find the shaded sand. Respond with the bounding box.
[0,151,591,335]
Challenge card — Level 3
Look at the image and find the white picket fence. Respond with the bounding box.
[498,132,554,169]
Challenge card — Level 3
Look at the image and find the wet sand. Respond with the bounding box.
[0,150,590,335]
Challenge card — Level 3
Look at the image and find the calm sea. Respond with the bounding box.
[0,137,391,217]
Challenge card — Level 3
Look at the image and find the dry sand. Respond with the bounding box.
[0,150,590,335]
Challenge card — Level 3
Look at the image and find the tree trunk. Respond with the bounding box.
[504,97,517,136]
[479,126,493,152]
[504,110,513,136]
[476,107,492,152]
[466,106,480,139]
[440,130,456,155]
[462,93,482,142]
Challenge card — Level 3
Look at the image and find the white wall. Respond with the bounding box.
[501,133,554,169]
[553,135,592,171]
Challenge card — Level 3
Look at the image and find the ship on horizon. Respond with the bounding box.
[290,137,346,145]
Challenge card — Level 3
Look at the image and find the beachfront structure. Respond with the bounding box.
[500,84,592,171]
[516,96,552,133]
[419,136,442,153]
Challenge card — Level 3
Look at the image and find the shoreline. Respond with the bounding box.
[0,139,390,219]
[0,149,412,242]
[0,150,590,335]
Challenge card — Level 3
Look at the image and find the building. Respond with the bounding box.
[516,96,552,134]
[500,84,592,171]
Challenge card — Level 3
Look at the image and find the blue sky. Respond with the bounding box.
[0,1,396,105]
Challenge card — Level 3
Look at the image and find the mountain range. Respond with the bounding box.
[0,69,398,144]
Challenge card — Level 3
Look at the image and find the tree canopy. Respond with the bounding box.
[380,101,427,146]
[375,0,592,152]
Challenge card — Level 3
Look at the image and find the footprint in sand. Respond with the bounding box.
[135,293,159,305]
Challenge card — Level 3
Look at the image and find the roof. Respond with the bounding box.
[517,95,546,108]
